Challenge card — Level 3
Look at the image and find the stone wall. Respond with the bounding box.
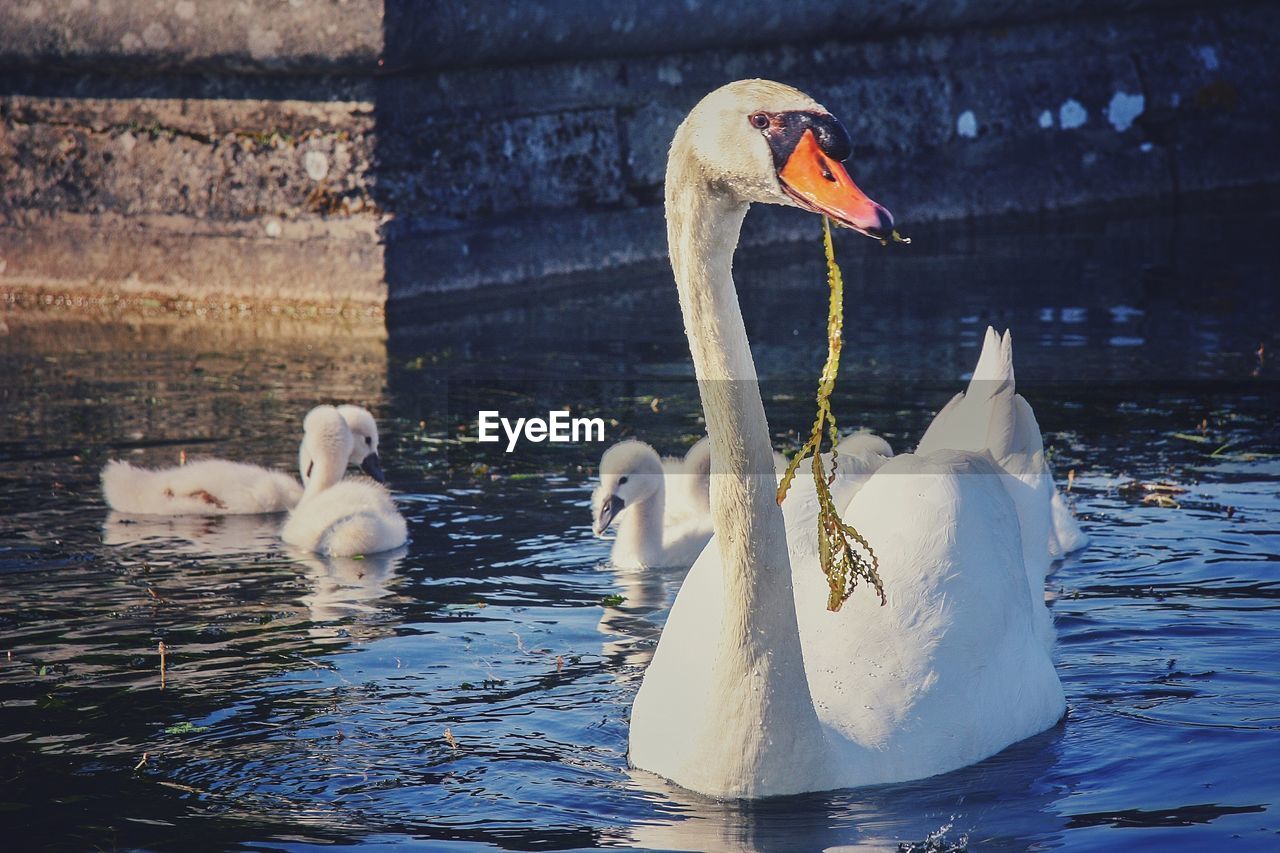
[0,1,1275,316]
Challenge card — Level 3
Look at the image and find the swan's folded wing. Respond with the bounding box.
[915,391,967,455]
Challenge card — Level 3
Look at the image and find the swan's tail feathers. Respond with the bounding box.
[986,394,1048,471]
[321,511,409,558]
[968,326,1015,401]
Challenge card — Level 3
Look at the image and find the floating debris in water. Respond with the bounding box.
[444,728,459,752]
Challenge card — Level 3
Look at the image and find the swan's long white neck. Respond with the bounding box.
[664,139,830,788]
[300,430,350,501]
[615,486,665,567]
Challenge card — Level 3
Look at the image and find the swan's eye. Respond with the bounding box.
[618,476,629,485]
[749,112,769,130]
[365,436,372,446]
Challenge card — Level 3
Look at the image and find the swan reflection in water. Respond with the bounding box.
[286,546,406,627]
[102,512,405,631]
[595,557,694,674]
[102,511,282,555]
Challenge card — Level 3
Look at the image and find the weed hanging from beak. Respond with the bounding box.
[776,216,885,611]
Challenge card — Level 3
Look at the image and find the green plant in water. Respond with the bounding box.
[776,216,885,612]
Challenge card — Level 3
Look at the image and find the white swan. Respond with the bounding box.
[281,406,407,557]
[100,405,385,516]
[593,438,712,533]
[628,79,1064,799]
[592,439,713,568]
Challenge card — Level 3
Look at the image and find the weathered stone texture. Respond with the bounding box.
[0,1,1275,312]
[0,110,377,220]
[0,0,382,72]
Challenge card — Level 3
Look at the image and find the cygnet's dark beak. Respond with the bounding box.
[361,452,385,483]
[593,494,625,536]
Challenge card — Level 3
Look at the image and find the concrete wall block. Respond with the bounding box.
[0,115,378,221]
[1,93,375,140]
[0,0,382,73]
[376,108,625,221]
[0,212,384,307]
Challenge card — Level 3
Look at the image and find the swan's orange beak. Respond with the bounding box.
[778,129,894,240]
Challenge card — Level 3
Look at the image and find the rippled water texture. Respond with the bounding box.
[1,194,1277,850]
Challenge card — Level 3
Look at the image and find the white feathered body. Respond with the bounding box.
[281,478,407,558]
[630,450,1066,795]
[101,458,302,516]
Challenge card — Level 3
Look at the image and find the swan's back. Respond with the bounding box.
[101,458,302,515]
[281,479,406,558]
[794,451,1064,782]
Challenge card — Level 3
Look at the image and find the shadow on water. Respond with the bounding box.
[0,189,1278,849]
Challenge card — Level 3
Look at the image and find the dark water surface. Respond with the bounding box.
[1,192,1278,850]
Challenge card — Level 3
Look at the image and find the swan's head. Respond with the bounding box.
[592,440,665,536]
[672,78,894,239]
[299,405,356,493]
[337,405,385,483]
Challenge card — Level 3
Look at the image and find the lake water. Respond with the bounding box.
[1,191,1277,850]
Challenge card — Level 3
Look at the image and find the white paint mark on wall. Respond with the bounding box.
[656,62,683,86]
[956,110,977,138]
[303,150,329,181]
[1198,46,1219,71]
[142,22,170,49]
[1107,91,1145,132]
[1038,110,1053,129]
[247,27,283,61]
[1059,99,1088,129]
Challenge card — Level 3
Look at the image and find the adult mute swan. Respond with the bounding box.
[281,406,407,557]
[628,80,1064,799]
[101,405,385,516]
[592,439,714,568]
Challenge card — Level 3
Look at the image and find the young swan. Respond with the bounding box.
[592,440,712,569]
[100,406,384,516]
[280,406,407,557]
[666,436,712,523]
